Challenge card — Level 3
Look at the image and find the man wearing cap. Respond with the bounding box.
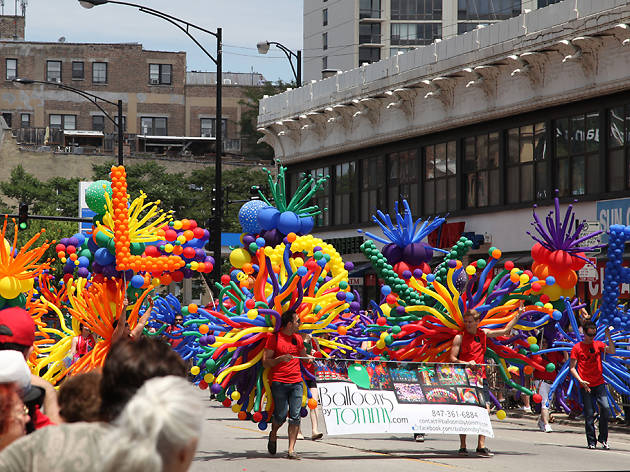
[0,307,61,429]
[0,350,31,450]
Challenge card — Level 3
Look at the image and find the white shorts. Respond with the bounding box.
[535,379,553,409]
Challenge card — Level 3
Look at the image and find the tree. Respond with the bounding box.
[0,165,54,213]
[238,80,293,161]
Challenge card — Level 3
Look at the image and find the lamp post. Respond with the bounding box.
[257,40,301,86]
[79,0,224,286]
[13,78,124,165]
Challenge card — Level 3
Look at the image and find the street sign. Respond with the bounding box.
[579,221,601,255]
[348,277,363,286]
[578,257,598,282]
[597,198,630,244]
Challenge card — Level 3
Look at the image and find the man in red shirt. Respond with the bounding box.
[262,309,307,460]
[450,307,522,458]
[570,320,615,450]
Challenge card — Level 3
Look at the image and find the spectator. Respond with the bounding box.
[0,337,187,470]
[102,376,201,472]
[0,351,32,451]
[163,314,185,349]
[570,320,615,449]
[69,324,95,364]
[58,371,102,423]
[262,309,307,460]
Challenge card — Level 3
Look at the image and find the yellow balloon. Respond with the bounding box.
[496,410,507,420]
[20,277,34,292]
[231,391,241,401]
[229,248,251,269]
[231,404,241,413]
[0,276,22,299]
[190,365,201,375]
[527,336,537,345]
[204,373,215,383]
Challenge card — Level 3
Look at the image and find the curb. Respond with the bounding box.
[504,411,630,433]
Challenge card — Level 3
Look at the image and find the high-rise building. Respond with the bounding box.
[304,0,564,82]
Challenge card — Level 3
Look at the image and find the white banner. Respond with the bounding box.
[318,381,493,437]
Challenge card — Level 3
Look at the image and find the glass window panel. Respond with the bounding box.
[435,143,446,177]
[6,59,16,80]
[435,179,446,214]
[571,155,585,196]
[489,168,500,206]
[585,112,599,153]
[447,141,457,174]
[448,177,457,211]
[389,154,399,180]
[557,158,570,197]
[488,132,499,168]
[506,167,519,204]
[92,115,105,132]
[47,61,62,82]
[535,162,549,200]
[424,180,435,215]
[149,64,160,83]
[476,134,488,170]
[464,137,476,172]
[610,108,625,148]
[407,182,419,213]
[477,171,488,207]
[520,125,534,162]
[92,62,107,83]
[534,122,547,161]
[570,114,585,154]
[507,128,519,164]
[609,148,625,192]
[465,174,476,208]
[520,163,533,202]
[586,153,600,194]
[49,114,62,128]
[555,118,569,157]
[425,145,434,179]
[402,150,418,182]
[625,105,630,145]
[64,115,76,130]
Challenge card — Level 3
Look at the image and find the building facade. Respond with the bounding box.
[263,0,630,303]
[304,0,564,82]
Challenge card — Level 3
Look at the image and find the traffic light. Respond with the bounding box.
[18,202,28,230]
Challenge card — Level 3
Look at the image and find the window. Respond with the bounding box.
[607,106,630,192]
[359,23,381,44]
[311,167,330,227]
[554,112,599,197]
[506,123,548,204]
[463,132,500,208]
[92,62,107,84]
[457,23,482,34]
[334,162,357,225]
[92,115,105,132]
[72,61,84,79]
[458,0,521,20]
[391,23,441,45]
[322,32,328,50]
[388,149,419,214]
[424,141,457,215]
[361,156,385,222]
[391,0,442,20]
[141,117,168,136]
[46,60,62,82]
[200,118,227,138]
[20,113,30,128]
[5,59,16,80]
[323,8,328,26]
[359,47,380,66]
[149,64,172,85]
[322,56,328,70]
[359,0,381,18]
[49,114,76,130]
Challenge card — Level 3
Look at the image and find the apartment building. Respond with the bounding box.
[304,0,564,81]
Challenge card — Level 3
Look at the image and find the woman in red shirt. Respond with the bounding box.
[262,309,307,460]
[69,324,95,364]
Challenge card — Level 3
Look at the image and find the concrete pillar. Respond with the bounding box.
[443,0,458,40]
[183,277,192,305]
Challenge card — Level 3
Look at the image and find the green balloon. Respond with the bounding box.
[545,363,556,373]
[348,364,371,389]
[85,180,113,214]
[205,359,217,371]
[95,230,111,248]
[130,242,145,255]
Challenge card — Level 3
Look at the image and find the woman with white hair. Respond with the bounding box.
[102,375,202,472]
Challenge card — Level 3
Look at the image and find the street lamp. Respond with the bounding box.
[257,40,301,86]
[13,78,124,165]
[78,0,224,286]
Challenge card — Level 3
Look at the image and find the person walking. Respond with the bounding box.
[262,309,307,460]
[450,307,523,458]
[570,320,615,449]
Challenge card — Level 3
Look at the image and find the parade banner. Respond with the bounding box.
[315,360,494,437]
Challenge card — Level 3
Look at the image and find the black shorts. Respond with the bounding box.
[306,379,317,389]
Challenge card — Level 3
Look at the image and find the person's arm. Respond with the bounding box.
[262,348,292,369]
[130,297,154,339]
[29,374,62,424]
[569,357,590,392]
[450,334,473,364]
[605,327,616,354]
[68,336,78,360]
[485,306,524,338]
[111,298,129,345]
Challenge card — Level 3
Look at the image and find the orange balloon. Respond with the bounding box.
[188,303,198,314]
[524,365,534,375]
[199,324,209,334]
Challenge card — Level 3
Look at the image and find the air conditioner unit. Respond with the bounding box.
[150,78,159,85]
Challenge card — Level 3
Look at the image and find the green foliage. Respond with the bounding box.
[238,80,293,161]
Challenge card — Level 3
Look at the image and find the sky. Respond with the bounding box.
[20,0,303,82]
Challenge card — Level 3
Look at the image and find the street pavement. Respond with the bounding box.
[190,389,630,472]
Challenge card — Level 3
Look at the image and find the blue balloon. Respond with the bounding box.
[77,256,90,268]
[299,216,314,235]
[130,274,145,289]
[94,247,115,266]
[277,211,301,235]
[238,200,268,234]
[257,206,280,231]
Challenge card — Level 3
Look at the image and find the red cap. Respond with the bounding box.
[0,307,35,347]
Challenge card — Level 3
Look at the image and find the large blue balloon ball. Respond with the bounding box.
[130,274,145,289]
[238,200,268,234]
[299,216,314,235]
[257,206,281,231]
[277,211,301,235]
[94,247,115,266]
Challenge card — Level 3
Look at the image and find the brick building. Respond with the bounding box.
[0,16,264,159]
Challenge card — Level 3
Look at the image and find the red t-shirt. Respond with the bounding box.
[165,325,183,348]
[458,329,487,378]
[534,351,565,382]
[265,332,304,384]
[571,340,606,387]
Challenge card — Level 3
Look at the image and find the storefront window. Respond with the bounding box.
[506,122,547,203]
[424,141,456,215]
[463,132,500,208]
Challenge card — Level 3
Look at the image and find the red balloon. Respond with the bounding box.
[55,243,66,252]
[376,317,387,326]
[164,229,178,242]
[531,243,551,264]
[221,275,231,285]
[548,250,572,272]
[65,245,76,254]
[171,271,185,283]
[193,227,205,239]
[183,247,196,259]
[532,393,542,404]
[504,261,514,270]
[569,253,587,271]
[222,399,231,408]
[198,380,208,390]
[188,219,198,230]
[386,294,397,305]
[252,412,262,422]
[144,245,160,257]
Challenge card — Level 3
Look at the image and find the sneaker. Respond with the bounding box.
[537,418,545,432]
[544,424,553,433]
[414,433,425,442]
[297,432,305,440]
[522,406,533,414]
[476,447,494,458]
[458,447,468,456]
[600,441,610,450]
[587,444,596,449]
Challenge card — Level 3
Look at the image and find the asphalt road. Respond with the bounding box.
[190,390,630,472]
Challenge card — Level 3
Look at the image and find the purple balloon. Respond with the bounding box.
[242,234,256,246]
[382,243,403,265]
[402,242,431,265]
[77,267,90,278]
[262,229,283,247]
